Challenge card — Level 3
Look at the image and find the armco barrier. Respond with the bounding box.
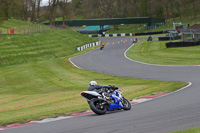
[76,41,101,51]
[135,31,163,36]
[159,35,181,41]
[166,41,200,48]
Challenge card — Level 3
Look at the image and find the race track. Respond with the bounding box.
[2,37,200,133]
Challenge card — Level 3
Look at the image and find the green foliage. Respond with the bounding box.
[72,0,83,9]
[0,4,5,26]
[0,16,4,27]
[155,1,165,18]
[0,0,23,20]
[139,0,149,17]
[1,18,34,28]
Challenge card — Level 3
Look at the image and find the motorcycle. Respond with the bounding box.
[100,45,104,50]
[133,39,138,43]
[147,36,153,41]
[80,88,131,115]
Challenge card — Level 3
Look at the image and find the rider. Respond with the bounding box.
[148,35,152,41]
[101,43,105,48]
[135,38,138,42]
[88,81,102,91]
[88,81,120,100]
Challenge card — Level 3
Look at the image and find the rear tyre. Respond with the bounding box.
[89,98,107,115]
[122,98,131,110]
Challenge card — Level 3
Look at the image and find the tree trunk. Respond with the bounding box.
[193,0,196,19]
[133,0,139,17]
[49,0,57,26]
[4,0,13,20]
[31,0,36,24]
[4,10,9,20]
[25,0,28,20]
[21,0,25,20]
[176,3,182,20]
[37,0,41,20]
[169,0,175,22]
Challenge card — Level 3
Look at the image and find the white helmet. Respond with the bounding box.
[90,81,97,86]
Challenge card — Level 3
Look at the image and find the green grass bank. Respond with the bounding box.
[126,41,200,65]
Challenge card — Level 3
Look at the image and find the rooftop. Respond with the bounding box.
[189,24,200,29]
[182,24,200,32]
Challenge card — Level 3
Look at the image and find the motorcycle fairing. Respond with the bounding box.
[108,91,123,110]
[81,91,101,101]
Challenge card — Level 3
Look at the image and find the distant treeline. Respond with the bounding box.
[0,0,199,26]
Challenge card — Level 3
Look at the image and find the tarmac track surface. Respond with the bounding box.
[2,37,200,133]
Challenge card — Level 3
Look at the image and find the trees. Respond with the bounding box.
[1,0,16,20]
[36,0,42,21]
[58,0,74,25]
[0,0,41,23]
[192,0,197,19]
[0,0,199,25]
[0,3,5,26]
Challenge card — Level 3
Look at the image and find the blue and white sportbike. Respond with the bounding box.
[81,87,131,115]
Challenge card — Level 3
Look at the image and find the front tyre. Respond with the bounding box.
[89,98,107,115]
[122,98,131,110]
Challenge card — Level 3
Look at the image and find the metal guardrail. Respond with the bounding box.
[76,41,101,51]
[166,41,200,48]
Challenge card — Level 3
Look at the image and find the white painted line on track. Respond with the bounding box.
[131,98,152,103]
[157,82,192,98]
[131,82,192,106]
[31,116,73,123]
[69,58,82,69]
[69,46,100,69]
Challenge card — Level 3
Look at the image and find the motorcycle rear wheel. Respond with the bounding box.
[89,98,107,115]
[122,98,131,110]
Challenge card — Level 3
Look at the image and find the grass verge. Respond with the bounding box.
[126,41,200,65]
[171,127,200,133]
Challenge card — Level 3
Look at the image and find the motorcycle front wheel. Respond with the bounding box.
[122,98,131,110]
[89,98,107,115]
